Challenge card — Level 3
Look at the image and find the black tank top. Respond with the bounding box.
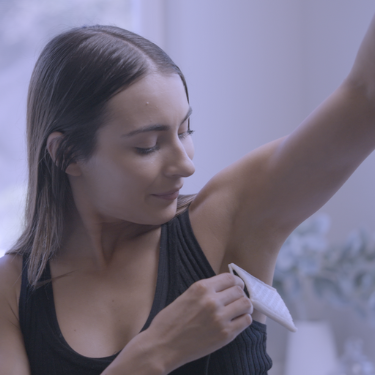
[19,209,273,374]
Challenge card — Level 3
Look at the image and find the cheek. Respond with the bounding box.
[98,157,162,201]
[79,148,164,206]
[103,164,152,195]
[80,156,134,198]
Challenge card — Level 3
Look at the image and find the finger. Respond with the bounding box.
[207,273,245,293]
[216,285,247,306]
[222,296,254,321]
[230,313,253,334]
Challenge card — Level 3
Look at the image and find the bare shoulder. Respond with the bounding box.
[0,254,23,320]
[0,254,31,374]
[0,254,23,286]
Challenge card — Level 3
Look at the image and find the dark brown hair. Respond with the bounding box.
[6,25,194,288]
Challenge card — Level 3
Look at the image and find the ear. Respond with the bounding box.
[46,132,82,177]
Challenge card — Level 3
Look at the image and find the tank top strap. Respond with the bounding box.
[164,208,216,304]
[19,253,50,336]
[165,209,272,375]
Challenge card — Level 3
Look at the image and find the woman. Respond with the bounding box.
[0,14,375,374]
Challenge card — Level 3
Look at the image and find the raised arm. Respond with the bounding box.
[262,10,375,230]
[189,13,375,286]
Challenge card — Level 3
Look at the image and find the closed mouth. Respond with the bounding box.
[152,188,181,200]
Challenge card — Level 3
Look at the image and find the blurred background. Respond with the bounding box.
[1,0,375,374]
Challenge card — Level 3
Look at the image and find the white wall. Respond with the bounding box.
[165,0,375,243]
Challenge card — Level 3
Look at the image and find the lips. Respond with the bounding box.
[152,187,181,201]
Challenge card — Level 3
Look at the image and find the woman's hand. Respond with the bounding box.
[145,272,253,372]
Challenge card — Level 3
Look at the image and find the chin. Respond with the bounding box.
[147,201,178,225]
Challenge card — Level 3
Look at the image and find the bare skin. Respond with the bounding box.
[2,13,375,375]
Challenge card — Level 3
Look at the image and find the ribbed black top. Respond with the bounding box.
[19,209,272,374]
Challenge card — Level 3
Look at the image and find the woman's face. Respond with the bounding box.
[72,73,195,226]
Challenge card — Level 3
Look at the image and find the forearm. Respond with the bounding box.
[101,330,174,375]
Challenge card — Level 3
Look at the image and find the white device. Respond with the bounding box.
[228,263,297,332]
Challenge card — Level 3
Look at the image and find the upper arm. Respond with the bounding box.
[190,15,375,282]
[0,255,31,375]
[261,83,375,229]
[190,83,375,283]
[189,140,288,283]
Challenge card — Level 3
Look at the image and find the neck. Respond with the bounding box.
[57,201,160,271]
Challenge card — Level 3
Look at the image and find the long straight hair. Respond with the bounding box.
[6,25,195,288]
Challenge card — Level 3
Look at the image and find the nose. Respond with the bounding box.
[163,139,195,178]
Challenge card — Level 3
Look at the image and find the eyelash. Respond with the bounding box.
[135,130,194,155]
[179,129,194,139]
[136,145,159,155]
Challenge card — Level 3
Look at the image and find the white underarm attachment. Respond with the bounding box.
[228,263,297,332]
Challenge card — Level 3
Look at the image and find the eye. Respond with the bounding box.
[135,145,159,155]
[178,129,194,140]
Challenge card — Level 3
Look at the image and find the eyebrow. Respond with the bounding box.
[123,106,193,137]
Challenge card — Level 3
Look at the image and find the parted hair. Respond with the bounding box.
[6,25,195,288]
